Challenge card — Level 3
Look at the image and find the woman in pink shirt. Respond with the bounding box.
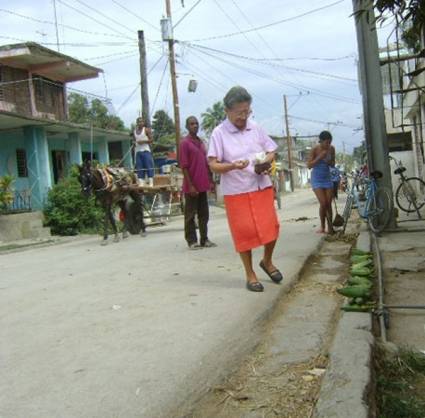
[208,86,283,292]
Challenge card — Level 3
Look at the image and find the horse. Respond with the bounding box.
[78,161,146,245]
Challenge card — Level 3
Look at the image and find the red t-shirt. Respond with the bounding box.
[179,135,211,193]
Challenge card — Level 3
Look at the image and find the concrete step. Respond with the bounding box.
[0,211,51,242]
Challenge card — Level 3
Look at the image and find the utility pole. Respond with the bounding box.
[352,0,396,228]
[164,0,181,160]
[342,141,346,168]
[283,95,294,192]
[138,30,151,127]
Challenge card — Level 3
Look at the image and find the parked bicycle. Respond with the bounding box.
[342,170,393,234]
[389,156,425,219]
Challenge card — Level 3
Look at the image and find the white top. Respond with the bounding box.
[134,128,151,153]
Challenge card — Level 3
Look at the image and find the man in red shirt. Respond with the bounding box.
[179,116,216,250]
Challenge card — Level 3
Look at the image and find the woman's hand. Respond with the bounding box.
[232,160,249,170]
[318,148,328,159]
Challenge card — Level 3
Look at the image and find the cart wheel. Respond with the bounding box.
[125,200,143,235]
[383,309,390,330]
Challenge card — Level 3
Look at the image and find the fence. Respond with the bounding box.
[2,190,32,213]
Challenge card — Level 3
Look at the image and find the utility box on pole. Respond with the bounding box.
[352,0,396,229]
[160,17,173,41]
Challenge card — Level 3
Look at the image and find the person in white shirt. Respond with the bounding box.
[133,117,154,187]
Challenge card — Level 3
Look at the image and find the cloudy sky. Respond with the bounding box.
[2,0,394,152]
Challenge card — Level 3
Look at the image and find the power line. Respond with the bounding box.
[289,114,358,129]
[110,0,160,32]
[226,0,348,126]
[83,49,138,61]
[212,0,268,62]
[0,8,134,40]
[174,0,203,28]
[56,0,134,41]
[116,83,140,114]
[183,47,278,112]
[185,43,360,104]
[116,55,165,114]
[151,60,169,116]
[186,43,358,83]
[185,0,345,42]
[229,0,280,61]
[96,52,138,66]
[256,55,355,62]
[73,0,135,36]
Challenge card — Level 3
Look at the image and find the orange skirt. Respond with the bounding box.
[224,187,280,253]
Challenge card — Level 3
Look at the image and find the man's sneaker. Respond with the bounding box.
[188,243,203,250]
[201,240,217,248]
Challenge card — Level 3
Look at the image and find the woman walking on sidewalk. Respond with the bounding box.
[308,130,335,234]
[208,86,283,292]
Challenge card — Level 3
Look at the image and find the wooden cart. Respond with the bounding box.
[124,166,183,234]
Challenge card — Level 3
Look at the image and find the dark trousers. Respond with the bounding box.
[135,151,154,179]
[184,192,209,245]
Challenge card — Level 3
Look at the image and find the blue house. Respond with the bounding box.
[0,42,133,210]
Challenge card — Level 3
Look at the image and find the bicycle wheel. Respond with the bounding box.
[342,194,353,233]
[367,187,392,233]
[395,177,425,213]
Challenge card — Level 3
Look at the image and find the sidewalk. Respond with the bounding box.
[377,214,425,351]
[315,213,425,418]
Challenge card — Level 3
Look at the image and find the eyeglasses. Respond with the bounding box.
[229,108,252,118]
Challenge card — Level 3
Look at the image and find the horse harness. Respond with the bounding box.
[96,167,137,193]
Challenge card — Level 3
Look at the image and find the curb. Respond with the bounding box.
[314,224,374,418]
[173,235,327,418]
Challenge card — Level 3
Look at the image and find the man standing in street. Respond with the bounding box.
[179,116,216,250]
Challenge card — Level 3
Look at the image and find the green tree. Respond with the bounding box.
[369,0,424,29]
[353,142,367,167]
[67,93,125,131]
[359,0,424,51]
[68,93,90,124]
[152,110,175,141]
[201,101,226,136]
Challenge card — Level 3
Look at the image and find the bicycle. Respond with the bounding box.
[342,170,393,234]
[389,156,425,219]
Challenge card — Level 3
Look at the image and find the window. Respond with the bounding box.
[16,149,28,177]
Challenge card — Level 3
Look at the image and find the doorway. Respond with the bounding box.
[51,150,67,183]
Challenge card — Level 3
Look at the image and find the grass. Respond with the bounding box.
[375,346,425,418]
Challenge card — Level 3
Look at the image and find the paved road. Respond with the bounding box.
[1,189,323,418]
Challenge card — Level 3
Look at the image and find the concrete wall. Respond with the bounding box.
[0,211,51,242]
